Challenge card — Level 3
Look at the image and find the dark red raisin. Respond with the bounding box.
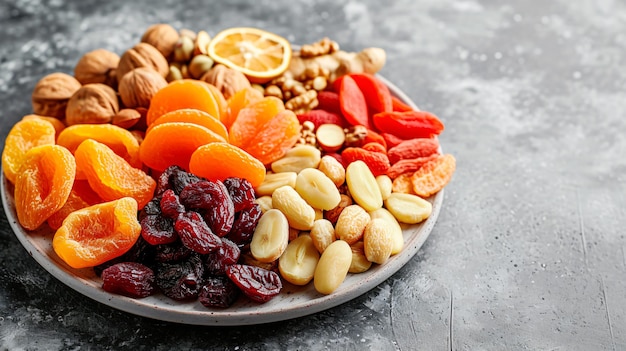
[225,264,282,303]
[157,165,202,196]
[174,211,222,254]
[141,214,178,245]
[155,254,204,300]
[199,276,240,308]
[160,189,185,219]
[227,204,262,247]
[179,180,234,237]
[101,262,156,298]
[204,238,241,276]
[223,177,256,212]
[139,197,161,221]
[154,240,192,263]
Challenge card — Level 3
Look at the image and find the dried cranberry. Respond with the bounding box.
[160,189,185,219]
[154,240,192,263]
[199,276,240,308]
[227,204,262,247]
[157,165,202,196]
[225,264,282,303]
[101,262,156,298]
[155,254,204,300]
[141,214,177,245]
[174,211,222,254]
[204,238,241,276]
[179,180,234,237]
[223,177,256,212]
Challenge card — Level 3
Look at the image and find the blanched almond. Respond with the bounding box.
[318,155,346,187]
[272,185,316,230]
[346,160,383,211]
[314,240,352,295]
[295,168,341,210]
[363,218,393,264]
[250,209,289,263]
[334,204,370,244]
[310,219,335,253]
[384,192,432,224]
[279,234,320,285]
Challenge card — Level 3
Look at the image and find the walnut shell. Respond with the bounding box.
[65,83,119,125]
[117,43,169,82]
[74,49,120,88]
[141,23,180,59]
[200,64,251,100]
[118,67,167,109]
[31,72,82,119]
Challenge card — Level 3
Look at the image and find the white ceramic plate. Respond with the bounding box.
[1,76,444,326]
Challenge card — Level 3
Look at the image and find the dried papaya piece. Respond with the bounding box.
[372,110,444,140]
[348,73,393,114]
[75,139,155,209]
[338,75,371,129]
[387,138,439,164]
[391,173,415,194]
[52,197,141,269]
[410,154,456,198]
[56,124,141,170]
[2,118,56,184]
[14,144,76,230]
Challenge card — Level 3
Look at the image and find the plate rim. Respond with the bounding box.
[1,75,444,326]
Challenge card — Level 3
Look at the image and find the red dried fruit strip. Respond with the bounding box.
[372,110,444,140]
[381,132,405,149]
[387,138,440,164]
[297,109,347,130]
[361,142,386,154]
[316,91,342,115]
[348,73,393,114]
[339,75,372,129]
[411,154,456,197]
[387,154,440,179]
[363,129,387,150]
[391,96,414,112]
[342,146,390,176]
[391,173,415,194]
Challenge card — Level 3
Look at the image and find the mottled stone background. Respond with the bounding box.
[1,0,625,350]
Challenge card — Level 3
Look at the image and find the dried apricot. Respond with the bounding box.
[14,145,76,230]
[146,79,220,126]
[147,108,229,142]
[224,86,264,130]
[21,114,66,140]
[52,197,141,269]
[56,124,141,169]
[2,118,56,184]
[47,188,91,230]
[139,122,226,172]
[410,154,456,197]
[75,139,155,209]
[205,83,229,122]
[229,97,301,165]
[189,142,266,188]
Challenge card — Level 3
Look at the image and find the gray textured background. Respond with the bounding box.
[1,0,625,350]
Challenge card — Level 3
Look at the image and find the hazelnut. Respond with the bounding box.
[141,23,180,59]
[173,35,194,63]
[200,64,251,100]
[112,108,142,129]
[65,83,119,125]
[31,72,82,118]
[193,30,211,56]
[118,67,167,109]
[73,49,120,88]
[117,43,169,82]
[188,54,214,79]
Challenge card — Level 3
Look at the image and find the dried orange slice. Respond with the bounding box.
[208,27,292,83]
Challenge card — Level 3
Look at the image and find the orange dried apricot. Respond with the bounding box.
[75,139,155,209]
[47,188,91,230]
[139,122,226,172]
[56,124,141,169]
[189,142,266,188]
[21,114,66,139]
[146,79,220,126]
[52,197,141,269]
[224,86,264,130]
[2,118,56,184]
[14,145,76,230]
[146,108,229,142]
[205,83,229,121]
[410,154,456,197]
[229,97,300,164]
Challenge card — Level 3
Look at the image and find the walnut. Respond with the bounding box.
[344,125,368,147]
[285,89,318,114]
[65,83,119,125]
[118,67,167,109]
[73,49,119,88]
[31,72,82,119]
[117,43,169,82]
[141,23,180,59]
[300,37,339,58]
[200,64,251,100]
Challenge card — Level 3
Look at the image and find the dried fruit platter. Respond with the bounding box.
[2,77,443,325]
